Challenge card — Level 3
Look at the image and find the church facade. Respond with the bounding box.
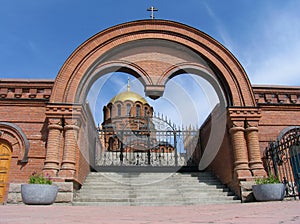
[1,20,300,204]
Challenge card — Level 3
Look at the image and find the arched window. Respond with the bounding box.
[117,104,121,117]
[126,104,131,116]
[136,105,141,117]
[144,107,148,117]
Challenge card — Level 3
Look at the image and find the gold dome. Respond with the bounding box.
[109,91,147,104]
[109,79,147,104]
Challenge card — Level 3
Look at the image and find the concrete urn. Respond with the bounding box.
[252,183,285,201]
[21,184,58,205]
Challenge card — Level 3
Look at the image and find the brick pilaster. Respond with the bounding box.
[245,122,266,176]
[59,119,80,178]
[229,122,252,179]
[43,118,63,176]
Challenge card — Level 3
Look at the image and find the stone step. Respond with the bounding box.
[79,184,227,191]
[77,186,232,192]
[74,171,240,206]
[76,194,234,201]
[73,200,238,206]
[86,173,218,180]
[83,178,223,184]
[83,182,221,187]
[83,178,220,183]
[76,196,234,205]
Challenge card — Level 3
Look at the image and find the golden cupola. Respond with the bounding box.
[109,79,147,104]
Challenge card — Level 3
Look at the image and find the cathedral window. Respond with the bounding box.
[126,104,131,116]
[117,104,121,117]
[136,105,141,117]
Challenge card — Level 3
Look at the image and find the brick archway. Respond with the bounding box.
[50,20,255,107]
[45,20,266,198]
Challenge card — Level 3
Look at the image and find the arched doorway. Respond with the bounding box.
[0,140,12,204]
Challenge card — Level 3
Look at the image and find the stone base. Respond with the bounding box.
[6,182,74,204]
[240,181,256,202]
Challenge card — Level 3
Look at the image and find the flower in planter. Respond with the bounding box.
[29,171,52,185]
[252,174,285,201]
[255,174,280,185]
[22,172,58,205]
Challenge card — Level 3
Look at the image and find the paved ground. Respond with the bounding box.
[1,201,299,224]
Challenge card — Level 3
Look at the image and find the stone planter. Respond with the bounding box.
[252,183,285,201]
[21,184,58,205]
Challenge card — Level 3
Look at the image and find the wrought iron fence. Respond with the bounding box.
[264,128,300,199]
[93,115,201,171]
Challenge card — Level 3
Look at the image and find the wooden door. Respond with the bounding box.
[0,141,12,204]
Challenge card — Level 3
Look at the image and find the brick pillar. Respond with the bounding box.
[59,119,80,178]
[43,118,63,176]
[245,122,266,176]
[229,123,252,179]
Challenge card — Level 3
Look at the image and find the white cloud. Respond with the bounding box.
[238,3,300,85]
[203,2,236,53]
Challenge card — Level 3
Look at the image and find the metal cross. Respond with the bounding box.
[147,6,158,19]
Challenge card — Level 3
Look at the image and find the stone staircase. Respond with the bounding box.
[73,172,240,206]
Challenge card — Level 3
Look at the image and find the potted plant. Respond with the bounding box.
[252,175,285,201]
[21,171,58,205]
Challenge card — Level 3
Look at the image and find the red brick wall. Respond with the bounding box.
[259,108,300,153]
[200,106,236,193]
[1,104,48,182]
[0,80,52,185]
[253,85,300,154]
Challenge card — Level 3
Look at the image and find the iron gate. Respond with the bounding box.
[93,115,201,172]
[264,127,300,199]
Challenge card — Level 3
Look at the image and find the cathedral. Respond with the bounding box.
[1,19,300,204]
[101,79,155,153]
[97,79,184,169]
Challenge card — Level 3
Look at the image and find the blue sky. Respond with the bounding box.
[1,0,300,85]
[1,1,300,126]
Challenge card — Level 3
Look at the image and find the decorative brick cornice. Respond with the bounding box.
[228,107,261,121]
[46,104,83,117]
[253,85,300,105]
[0,79,53,100]
[45,103,92,128]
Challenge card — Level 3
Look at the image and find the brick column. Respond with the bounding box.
[245,122,266,176]
[43,118,63,176]
[229,122,252,179]
[59,119,80,178]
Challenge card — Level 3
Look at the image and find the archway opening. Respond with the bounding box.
[85,68,228,172]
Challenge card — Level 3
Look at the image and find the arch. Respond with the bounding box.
[51,20,255,107]
[161,62,228,107]
[277,126,300,141]
[75,61,151,103]
[0,122,30,163]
